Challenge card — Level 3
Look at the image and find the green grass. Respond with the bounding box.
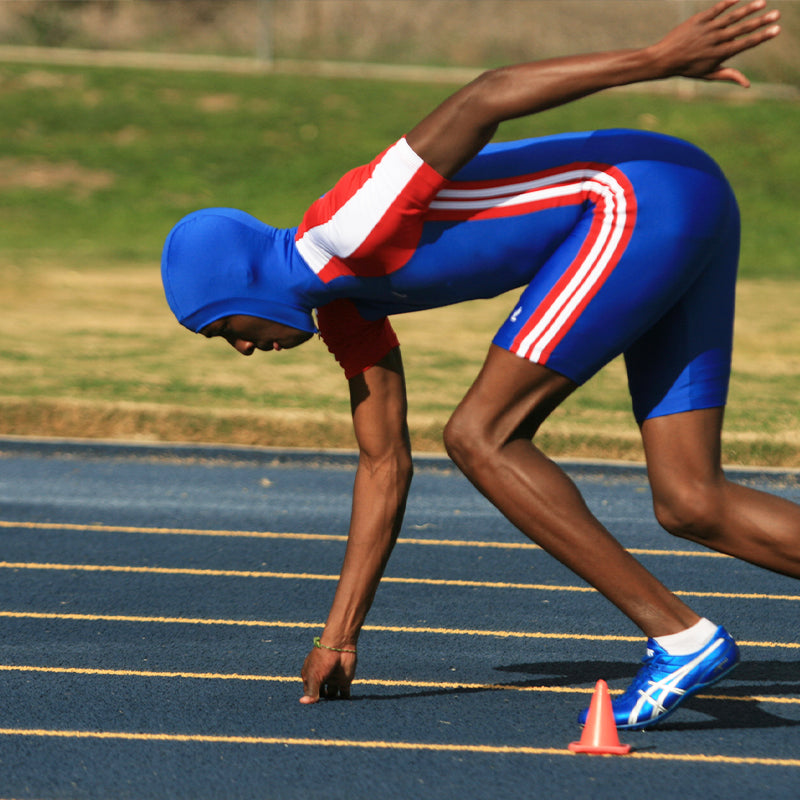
[1,63,798,276]
[1,62,799,463]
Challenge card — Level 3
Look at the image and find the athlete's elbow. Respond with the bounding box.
[460,68,514,127]
[359,443,413,489]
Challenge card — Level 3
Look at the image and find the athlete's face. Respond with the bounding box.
[200,315,313,356]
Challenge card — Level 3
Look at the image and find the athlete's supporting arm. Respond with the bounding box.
[407,0,780,178]
[300,348,412,703]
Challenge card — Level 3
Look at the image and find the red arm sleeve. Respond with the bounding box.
[317,299,399,380]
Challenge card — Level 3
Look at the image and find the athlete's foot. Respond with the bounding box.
[578,626,739,730]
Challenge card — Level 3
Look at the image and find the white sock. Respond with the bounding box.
[653,618,718,656]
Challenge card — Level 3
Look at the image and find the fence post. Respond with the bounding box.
[256,0,274,67]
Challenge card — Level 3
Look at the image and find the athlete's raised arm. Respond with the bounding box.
[406,0,780,178]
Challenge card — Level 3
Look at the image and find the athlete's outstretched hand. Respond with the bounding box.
[652,0,781,87]
[299,643,357,704]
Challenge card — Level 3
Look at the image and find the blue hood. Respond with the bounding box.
[161,208,316,333]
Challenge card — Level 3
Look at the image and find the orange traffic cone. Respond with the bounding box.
[568,679,632,755]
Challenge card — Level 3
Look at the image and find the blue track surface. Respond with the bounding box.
[0,438,798,799]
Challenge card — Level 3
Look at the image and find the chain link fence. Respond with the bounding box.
[0,0,798,85]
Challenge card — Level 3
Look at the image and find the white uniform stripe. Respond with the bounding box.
[296,138,424,275]
[433,168,595,201]
[520,175,628,360]
[430,181,583,212]
[433,168,630,362]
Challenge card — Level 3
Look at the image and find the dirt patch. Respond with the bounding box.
[0,157,115,197]
[196,93,239,113]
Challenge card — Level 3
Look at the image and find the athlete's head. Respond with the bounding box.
[160,207,316,336]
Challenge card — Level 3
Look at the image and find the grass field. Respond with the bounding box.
[1,62,799,464]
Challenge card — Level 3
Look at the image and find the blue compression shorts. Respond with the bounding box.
[479,137,741,423]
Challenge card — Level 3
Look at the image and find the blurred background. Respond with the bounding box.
[1,0,799,463]
[0,0,798,80]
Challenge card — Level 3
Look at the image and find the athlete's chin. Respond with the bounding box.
[267,332,313,352]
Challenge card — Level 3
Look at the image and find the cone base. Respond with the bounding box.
[568,679,632,755]
[568,741,632,755]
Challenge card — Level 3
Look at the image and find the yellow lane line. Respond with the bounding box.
[0,609,795,649]
[0,727,798,765]
[0,664,796,705]
[0,519,725,558]
[1,560,796,601]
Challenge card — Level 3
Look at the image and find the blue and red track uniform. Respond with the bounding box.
[162,128,740,421]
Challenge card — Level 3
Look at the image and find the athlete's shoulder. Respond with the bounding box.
[295,138,447,282]
[298,139,443,234]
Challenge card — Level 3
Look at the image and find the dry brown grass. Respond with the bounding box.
[2,262,799,465]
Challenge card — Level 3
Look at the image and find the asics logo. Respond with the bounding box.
[629,638,726,726]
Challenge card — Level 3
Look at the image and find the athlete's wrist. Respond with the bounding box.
[318,626,359,651]
[639,42,677,83]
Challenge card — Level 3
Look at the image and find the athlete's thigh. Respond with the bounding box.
[624,181,739,424]
[450,345,577,443]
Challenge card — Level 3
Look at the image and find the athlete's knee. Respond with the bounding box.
[652,478,725,541]
[443,405,494,476]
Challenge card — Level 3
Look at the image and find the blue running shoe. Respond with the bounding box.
[578,625,739,730]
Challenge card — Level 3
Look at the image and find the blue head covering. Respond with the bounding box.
[161,208,316,333]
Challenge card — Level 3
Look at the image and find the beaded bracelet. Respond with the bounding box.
[313,635,357,655]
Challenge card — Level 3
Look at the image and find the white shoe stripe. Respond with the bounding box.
[627,637,726,725]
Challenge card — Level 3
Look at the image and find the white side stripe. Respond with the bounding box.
[520,175,628,361]
[296,138,424,275]
[629,637,726,725]
[430,167,631,362]
[430,181,583,213]
[432,168,595,201]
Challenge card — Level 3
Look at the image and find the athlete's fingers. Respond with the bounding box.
[300,652,322,704]
[339,683,352,700]
[698,0,752,25]
[299,645,356,703]
[717,10,781,48]
[703,66,750,86]
[696,0,779,47]
[319,678,352,700]
[713,0,769,26]
[300,673,321,704]
[714,0,747,16]
[700,16,780,83]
